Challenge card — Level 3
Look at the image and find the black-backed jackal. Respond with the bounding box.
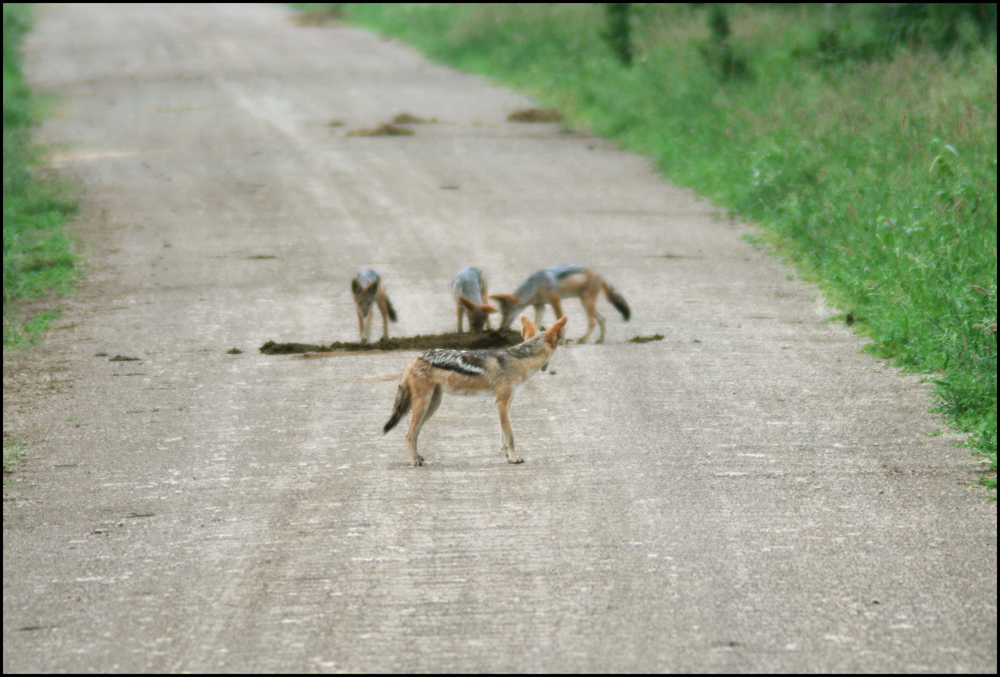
[452,266,499,333]
[351,269,397,343]
[383,315,568,466]
[490,264,630,343]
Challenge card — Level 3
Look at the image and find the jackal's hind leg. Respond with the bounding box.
[578,291,605,343]
[379,303,390,341]
[405,385,441,466]
[579,308,606,343]
[495,397,523,464]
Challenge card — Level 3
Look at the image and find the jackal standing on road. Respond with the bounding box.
[383,315,568,466]
[351,269,397,343]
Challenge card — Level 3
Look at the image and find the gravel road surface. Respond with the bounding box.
[4,4,996,672]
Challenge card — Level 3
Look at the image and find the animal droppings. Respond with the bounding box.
[391,113,437,124]
[627,334,665,343]
[507,108,562,122]
[346,123,414,137]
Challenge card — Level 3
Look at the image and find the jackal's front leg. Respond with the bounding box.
[495,397,523,464]
[377,300,390,341]
[549,298,568,343]
[358,308,371,343]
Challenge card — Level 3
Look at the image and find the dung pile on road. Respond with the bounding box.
[260,329,522,355]
[346,123,414,137]
[507,108,562,122]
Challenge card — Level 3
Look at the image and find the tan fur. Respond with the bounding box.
[383,316,567,466]
[491,266,629,343]
[351,270,396,343]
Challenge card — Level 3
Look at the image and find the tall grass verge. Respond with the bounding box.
[3,3,78,351]
[331,4,996,487]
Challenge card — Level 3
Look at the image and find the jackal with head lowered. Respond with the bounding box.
[452,266,499,333]
[490,264,629,343]
[350,269,397,343]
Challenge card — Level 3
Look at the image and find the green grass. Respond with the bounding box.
[3,3,79,351]
[3,435,27,484]
[326,3,996,488]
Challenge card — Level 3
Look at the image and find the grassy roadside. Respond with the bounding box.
[4,3,78,479]
[314,4,996,488]
[2,436,26,484]
[3,3,78,352]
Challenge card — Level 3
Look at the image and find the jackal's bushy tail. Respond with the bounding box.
[386,298,398,323]
[383,381,411,433]
[603,281,631,321]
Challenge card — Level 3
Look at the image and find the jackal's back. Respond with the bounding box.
[452,266,487,304]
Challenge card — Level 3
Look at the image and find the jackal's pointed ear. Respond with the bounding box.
[351,278,362,295]
[520,315,538,339]
[544,316,568,346]
[364,280,379,294]
[489,293,518,310]
[483,304,499,315]
[458,296,478,312]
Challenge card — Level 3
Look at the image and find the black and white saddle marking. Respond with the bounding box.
[420,349,488,377]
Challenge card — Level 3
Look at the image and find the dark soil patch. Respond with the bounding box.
[508,108,562,122]
[260,329,522,355]
[259,342,324,355]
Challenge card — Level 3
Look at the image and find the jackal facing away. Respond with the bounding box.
[491,264,629,343]
[383,315,568,466]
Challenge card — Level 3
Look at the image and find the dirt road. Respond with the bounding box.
[4,4,995,672]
